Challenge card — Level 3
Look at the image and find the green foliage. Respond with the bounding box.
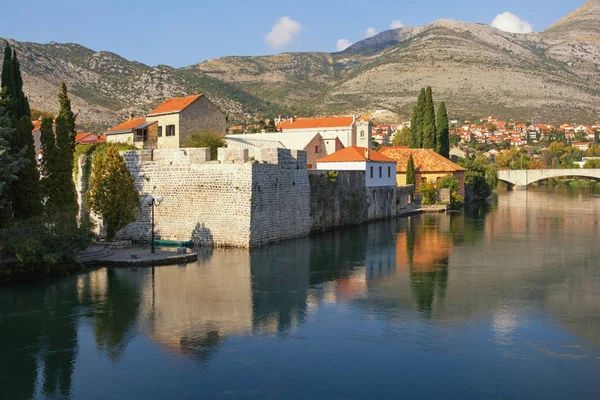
[30,108,54,121]
[53,115,77,216]
[436,101,450,158]
[439,175,463,209]
[327,171,338,183]
[392,126,410,146]
[0,213,92,280]
[183,131,226,160]
[371,139,381,151]
[266,118,277,132]
[420,180,438,205]
[58,82,77,145]
[585,144,600,157]
[422,87,436,149]
[0,104,23,225]
[86,146,140,241]
[40,117,58,209]
[459,156,495,201]
[409,89,425,149]
[583,159,600,168]
[406,154,416,185]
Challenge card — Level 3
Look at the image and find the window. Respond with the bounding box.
[315,145,319,154]
[158,126,163,137]
[370,166,373,179]
[379,166,382,178]
[166,125,176,137]
[421,177,427,184]
[388,166,391,177]
[360,131,365,138]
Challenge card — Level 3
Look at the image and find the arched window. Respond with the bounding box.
[360,131,365,138]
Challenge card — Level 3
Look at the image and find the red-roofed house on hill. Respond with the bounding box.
[278,116,372,149]
[316,146,397,187]
[379,147,466,196]
[106,94,226,149]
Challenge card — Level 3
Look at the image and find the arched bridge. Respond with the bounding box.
[498,169,600,189]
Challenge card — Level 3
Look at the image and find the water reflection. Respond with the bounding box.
[2,187,600,398]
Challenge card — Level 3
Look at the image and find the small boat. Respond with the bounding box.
[154,239,195,248]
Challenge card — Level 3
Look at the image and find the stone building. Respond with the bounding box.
[379,147,466,196]
[277,116,372,150]
[105,94,226,149]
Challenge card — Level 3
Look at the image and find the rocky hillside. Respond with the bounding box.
[2,0,599,129]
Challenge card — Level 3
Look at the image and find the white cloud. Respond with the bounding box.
[265,16,303,49]
[391,20,404,29]
[365,27,377,38]
[336,38,353,52]
[491,12,533,34]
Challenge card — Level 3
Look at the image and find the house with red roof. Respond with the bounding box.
[106,94,225,149]
[315,146,397,187]
[75,132,101,145]
[379,147,466,196]
[277,116,372,149]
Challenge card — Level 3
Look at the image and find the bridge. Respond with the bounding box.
[498,169,600,190]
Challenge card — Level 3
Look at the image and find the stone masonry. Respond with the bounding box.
[78,147,411,248]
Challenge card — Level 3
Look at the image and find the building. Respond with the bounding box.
[379,147,466,196]
[75,132,102,145]
[106,94,226,149]
[315,146,397,188]
[277,116,372,149]
[226,132,344,169]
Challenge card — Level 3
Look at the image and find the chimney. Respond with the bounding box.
[129,113,135,120]
[290,116,295,123]
[365,149,370,160]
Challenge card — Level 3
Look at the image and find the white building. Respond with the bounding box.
[278,116,372,149]
[315,146,397,188]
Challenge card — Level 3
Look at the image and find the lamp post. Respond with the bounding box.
[145,195,164,254]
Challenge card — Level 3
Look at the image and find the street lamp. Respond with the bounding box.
[145,194,164,254]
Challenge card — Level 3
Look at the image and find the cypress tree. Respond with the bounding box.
[0,103,23,225]
[39,117,57,208]
[409,88,426,148]
[406,154,416,185]
[422,86,436,149]
[54,115,77,216]
[436,101,450,158]
[58,82,76,145]
[0,43,42,220]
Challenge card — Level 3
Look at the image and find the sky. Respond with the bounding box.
[2,0,587,67]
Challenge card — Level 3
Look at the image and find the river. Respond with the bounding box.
[1,187,600,399]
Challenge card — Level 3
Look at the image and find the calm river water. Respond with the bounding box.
[2,187,600,399]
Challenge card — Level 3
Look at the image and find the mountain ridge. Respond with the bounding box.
[2,0,599,129]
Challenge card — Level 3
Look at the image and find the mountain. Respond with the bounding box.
[2,0,600,129]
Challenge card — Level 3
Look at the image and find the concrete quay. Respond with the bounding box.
[77,245,197,267]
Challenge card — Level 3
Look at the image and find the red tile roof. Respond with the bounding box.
[32,121,42,131]
[75,132,96,143]
[317,146,395,163]
[379,147,466,173]
[278,116,355,130]
[107,118,147,132]
[148,94,203,116]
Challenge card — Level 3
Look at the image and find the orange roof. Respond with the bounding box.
[98,135,106,143]
[75,132,94,142]
[107,118,147,132]
[278,116,354,130]
[148,94,202,116]
[379,147,466,173]
[317,146,395,163]
[32,121,42,131]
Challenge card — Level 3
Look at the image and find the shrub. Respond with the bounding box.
[183,131,226,160]
[420,181,438,205]
[438,175,463,209]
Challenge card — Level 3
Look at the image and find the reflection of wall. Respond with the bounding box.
[139,250,253,357]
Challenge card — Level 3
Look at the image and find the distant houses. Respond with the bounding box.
[106,94,226,149]
[277,116,372,149]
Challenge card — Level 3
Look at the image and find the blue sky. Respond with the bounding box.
[3,0,586,67]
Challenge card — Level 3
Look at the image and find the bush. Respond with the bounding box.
[420,181,438,205]
[439,175,463,209]
[0,213,93,281]
[183,131,226,160]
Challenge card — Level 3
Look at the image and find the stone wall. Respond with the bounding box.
[308,170,396,232]
[179,96,227,145]
[396,185,414,212]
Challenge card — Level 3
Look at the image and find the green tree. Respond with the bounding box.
[0,43,41,220]
[406,154,415,185]
[421,86,436,149]
[86,146,140,241]
[436,101,450,158]
[392,126,410,146]
[488,123,497,133]
[183,131,226,160]
[39,117,58,209]
[266,118,277,132]
[54,115,77,216]
[438,175,464,209]
[409,89,426,148]
[58,82,77,145]
[584,159,600,168]
[0,104,24,225]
